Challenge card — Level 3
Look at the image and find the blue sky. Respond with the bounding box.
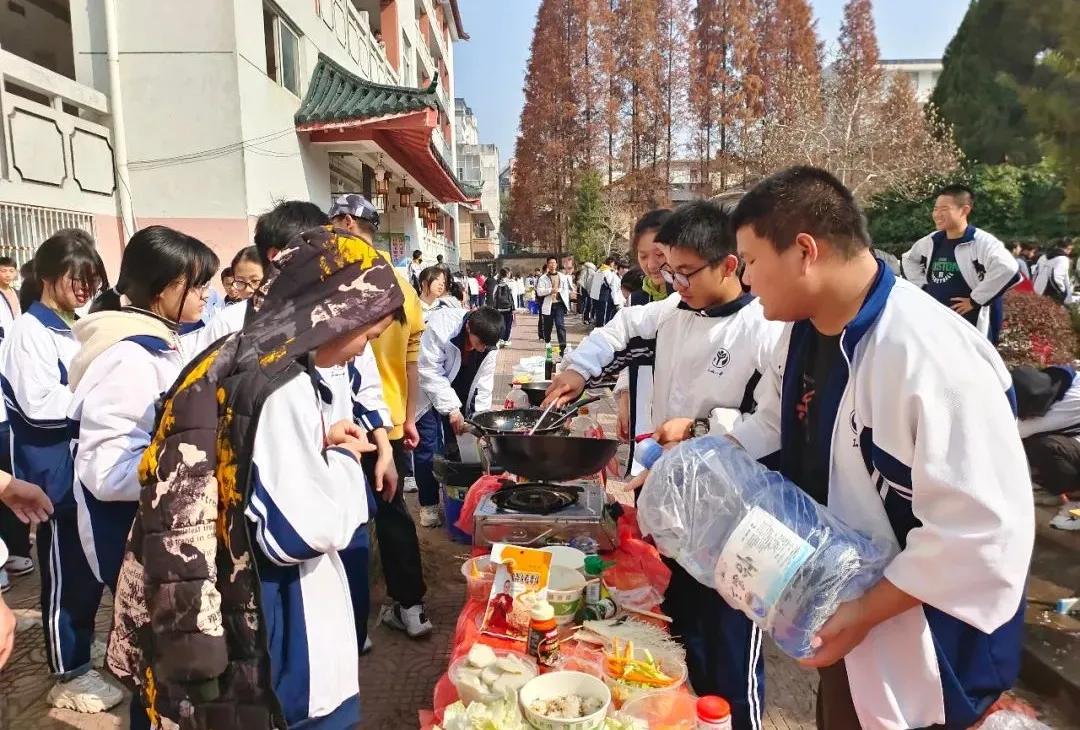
[454,0,970,166]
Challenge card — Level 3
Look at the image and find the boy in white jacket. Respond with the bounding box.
[730,166,1032,730]
[546,200,785,730]
[414,307,502,527]
[900,184,1018,343]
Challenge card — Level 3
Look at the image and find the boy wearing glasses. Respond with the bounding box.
[544,200,783,730]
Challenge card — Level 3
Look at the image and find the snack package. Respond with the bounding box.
[481,544,553,641]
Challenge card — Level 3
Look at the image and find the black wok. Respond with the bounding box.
[486,434,619,481]
[465,395,603,435]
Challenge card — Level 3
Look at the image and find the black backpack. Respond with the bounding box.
[494,280,515,311]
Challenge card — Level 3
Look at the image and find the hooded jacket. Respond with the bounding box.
[106,226,403,729]
[69,310,186,588]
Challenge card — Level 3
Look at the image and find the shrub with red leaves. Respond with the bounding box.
[998,290,1080,368]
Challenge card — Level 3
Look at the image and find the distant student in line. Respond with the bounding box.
[901,184,1018,343]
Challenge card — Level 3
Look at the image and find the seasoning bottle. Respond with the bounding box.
[544,343,555,379]
[568,408,602,438]
[696,696,733,730]
[582,555,610,605]
[527,600,560,667]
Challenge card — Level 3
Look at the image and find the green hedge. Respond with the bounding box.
[866,161,1074,254]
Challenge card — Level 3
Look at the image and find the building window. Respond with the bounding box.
[264,5,302,96]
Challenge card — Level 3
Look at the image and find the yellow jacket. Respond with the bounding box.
[371,252,425,439]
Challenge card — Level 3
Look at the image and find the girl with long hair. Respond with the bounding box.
[67,225,217,720]
[0,229,111,712]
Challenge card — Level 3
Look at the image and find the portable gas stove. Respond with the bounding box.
[472,479,619,550]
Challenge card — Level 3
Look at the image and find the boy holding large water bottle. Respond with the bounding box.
[725,166,1032,729]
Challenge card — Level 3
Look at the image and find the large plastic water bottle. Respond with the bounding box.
[637,436,894,659]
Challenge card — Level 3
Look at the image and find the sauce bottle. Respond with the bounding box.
[696,696,732,730]
[527,600,560,667]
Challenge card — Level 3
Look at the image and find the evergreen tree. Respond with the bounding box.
[930,0,1046,165]
[1015,0,1080,213]
[569,170,609,264]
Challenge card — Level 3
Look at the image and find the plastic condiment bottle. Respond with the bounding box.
[696,696,732,730]
[582,555,611,605]
[527,600,560,667]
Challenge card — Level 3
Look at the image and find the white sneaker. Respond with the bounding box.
[361,636,373,654]
[90,638,106,669]
[419,505,442,528]
[4,555,34,576]
[46,670,123,713]
[403,476,418,493]
[1050,501,1080,531]
[0,569,9,594]
[381,602,433,638]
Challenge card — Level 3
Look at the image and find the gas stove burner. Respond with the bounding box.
[490,482,580,515]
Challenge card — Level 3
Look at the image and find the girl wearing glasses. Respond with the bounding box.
[62,226,218,720]
[0,229,112,713]
[224,245,265,304]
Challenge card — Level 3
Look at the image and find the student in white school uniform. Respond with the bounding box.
[731,166,1032,730]
[415,307,501,528]
[1032,236,1075,305]
[68,229,216,576]
[107,226,405,730]
[535,256,574,353]
[0,254,33,586]
[546,201,784,730]
[901,184,1019,344]
[0,229,115,712]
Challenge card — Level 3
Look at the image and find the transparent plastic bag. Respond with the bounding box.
[638,436,895,659]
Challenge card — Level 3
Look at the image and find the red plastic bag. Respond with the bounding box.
[609,507,672,598]
[453,475,505,536]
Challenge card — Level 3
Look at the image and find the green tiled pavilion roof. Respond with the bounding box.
[295,54,445,126]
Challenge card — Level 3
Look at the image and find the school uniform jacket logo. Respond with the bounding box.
[712,348,731,371]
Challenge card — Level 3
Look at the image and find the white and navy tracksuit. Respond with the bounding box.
[732,262,1033,729]
[68,313,186,598]
[416,308,497,508]
[1032,248,1074,305]
[1016,366,1080,496]
[244,368,372,728]
[318,353,389,654]
[901,225,1019,343]
[589,266,622,326]
[0,302,86,679]
[566,291,784,730]
[194,296,390,659]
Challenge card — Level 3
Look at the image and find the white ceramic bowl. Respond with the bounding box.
[519,670,611,730]
[547,566,586,626]
[542,545,587,572]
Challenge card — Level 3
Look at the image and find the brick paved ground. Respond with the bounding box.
[0,311,1069,729]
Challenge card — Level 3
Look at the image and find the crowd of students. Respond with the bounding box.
[0,164,1068,729]
[546,167,1043,730]
[0,191,508,728]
